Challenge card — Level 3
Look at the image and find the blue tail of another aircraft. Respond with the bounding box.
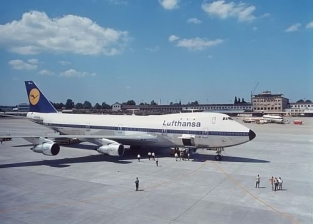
[25,81,57,113]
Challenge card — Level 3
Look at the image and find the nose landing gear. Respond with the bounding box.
[215,148,224,161]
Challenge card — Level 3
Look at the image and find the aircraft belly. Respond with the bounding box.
[152,133,177,147]
[89,129,115,136]
[52,127,85,135]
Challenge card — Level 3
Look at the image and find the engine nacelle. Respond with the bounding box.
[32,142,60,156]
[97,144,124,156]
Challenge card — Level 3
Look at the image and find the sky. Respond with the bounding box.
[0,0,312,106]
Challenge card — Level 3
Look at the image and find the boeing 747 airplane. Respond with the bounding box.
[1,81,256,161]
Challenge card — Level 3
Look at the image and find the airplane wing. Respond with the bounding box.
[0,134,159,146]
[60,134,158,145]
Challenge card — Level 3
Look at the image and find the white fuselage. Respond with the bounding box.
[26,112,253,148]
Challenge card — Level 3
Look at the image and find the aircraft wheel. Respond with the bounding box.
[215,155,222,161]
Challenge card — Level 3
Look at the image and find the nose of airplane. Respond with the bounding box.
[249,129,256,141]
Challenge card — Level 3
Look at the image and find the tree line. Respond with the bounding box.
[51,99,111,110]
[50,97,313,110]
[296,99,312,103]
[234,97,247,104]
[51,99,203,110]
[51,99,161,110]
[50,97,253,110]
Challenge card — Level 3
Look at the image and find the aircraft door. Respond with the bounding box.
[212,117,216,124]
[182,137,195,146]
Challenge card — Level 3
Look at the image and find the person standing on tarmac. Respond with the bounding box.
[278,177,283,190]
[137,154,141,162]
[148,152,151,160]
[255,175,260,188]
[152,152,155,160]
[135,177,139,191]
[174,152,178,161]
[274,177,278,191]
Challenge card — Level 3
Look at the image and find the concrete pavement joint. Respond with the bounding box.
[0,161,207,214]
[212,161,300,224]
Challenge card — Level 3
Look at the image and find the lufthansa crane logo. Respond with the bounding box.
[29,88,40,105]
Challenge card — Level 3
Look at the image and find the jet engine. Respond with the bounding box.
[32,142,60,156]
[97,144,125,156]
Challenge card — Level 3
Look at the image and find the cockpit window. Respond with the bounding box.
[223,117,233,120]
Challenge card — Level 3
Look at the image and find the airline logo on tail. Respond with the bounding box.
[29,88,40,105]
[25,81,57,113]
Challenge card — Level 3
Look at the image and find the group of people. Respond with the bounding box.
[269,176,283,191]
[147,152,155,161]
[137,152,158,166]
[174,152,190,161]
[256,175,284,191]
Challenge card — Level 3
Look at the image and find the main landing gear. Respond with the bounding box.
[215,148,224,161]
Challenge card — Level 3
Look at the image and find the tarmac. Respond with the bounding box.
[0,117,312,224]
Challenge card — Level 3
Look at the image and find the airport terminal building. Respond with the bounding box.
[251,91,289,113]
[112,91,311,116]
[285,102,313,116]
[119,103,253,115]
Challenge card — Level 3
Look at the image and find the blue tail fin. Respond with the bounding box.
[25,81,57,113]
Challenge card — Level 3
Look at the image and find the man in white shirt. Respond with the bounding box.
[148,152,151,160]
[152,152,155,160]
[278,177,283,190]
[174,152,178,161]
[256,175,260,188]
[137,154,141,162]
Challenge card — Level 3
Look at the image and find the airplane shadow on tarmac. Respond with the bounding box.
[191,154,270,163]
[0,154,133,169]
[0,154,269,169]
[1,144,269,169]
